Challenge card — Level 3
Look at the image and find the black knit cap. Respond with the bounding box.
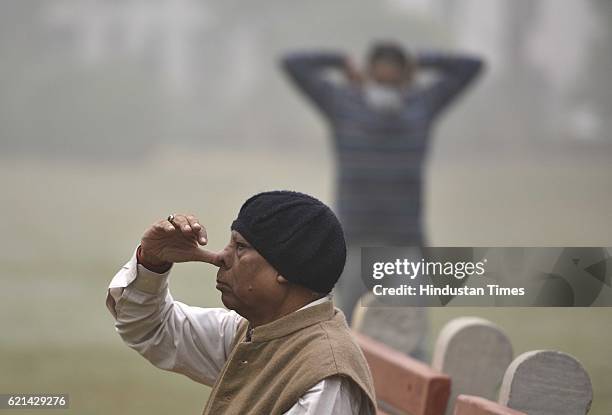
[231,191,346,294]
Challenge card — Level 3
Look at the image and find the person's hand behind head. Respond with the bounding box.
[343,57,364,85]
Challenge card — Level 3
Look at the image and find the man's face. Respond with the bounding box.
[368,60,410,88]
[215,230,283,318]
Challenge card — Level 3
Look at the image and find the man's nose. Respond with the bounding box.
[217,245,234,270]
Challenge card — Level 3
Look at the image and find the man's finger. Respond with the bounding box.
[154,220,174,233]
[197,227,208,245]
[172,214,195,238]
[186,215,207,244]
[163,220,176,232]
[194,248,222,267]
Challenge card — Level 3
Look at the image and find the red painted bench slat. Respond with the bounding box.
[355,332,451,415]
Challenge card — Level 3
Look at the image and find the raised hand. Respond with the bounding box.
[343,57,364,85]
[140,214,221,269]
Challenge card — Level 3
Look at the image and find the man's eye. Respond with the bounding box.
[236,243,246,251]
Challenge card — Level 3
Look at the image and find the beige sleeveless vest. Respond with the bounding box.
[202,301,376,414]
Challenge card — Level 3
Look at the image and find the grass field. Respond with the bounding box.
[1,148,611,414]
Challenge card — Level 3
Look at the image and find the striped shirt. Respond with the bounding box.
[282,51,483,245]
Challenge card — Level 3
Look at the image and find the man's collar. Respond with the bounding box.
[247,298,334,343]
[296,294,332,312]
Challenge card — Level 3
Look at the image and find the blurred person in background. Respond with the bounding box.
[281,41,484,324]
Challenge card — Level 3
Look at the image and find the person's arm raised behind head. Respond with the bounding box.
[415,51,485,116]
[280,51,352,118]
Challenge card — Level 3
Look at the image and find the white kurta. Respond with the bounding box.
[106,249,373,414]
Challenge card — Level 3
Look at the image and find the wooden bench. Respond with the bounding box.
[355,331,451,415]
[354,312,593,415]
[352,292,428,360]
[499,350,593,415]
[432,317,513,415]
[453,395,526,415]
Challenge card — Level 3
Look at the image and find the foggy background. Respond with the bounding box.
[1,0,611,414]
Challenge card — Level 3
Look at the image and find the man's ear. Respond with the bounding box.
[276,275,289,284]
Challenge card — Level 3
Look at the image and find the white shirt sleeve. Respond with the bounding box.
[284,376,373,415]
[105,248,243,386]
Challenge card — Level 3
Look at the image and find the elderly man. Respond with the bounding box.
[106,191,376,414]
[282,42,484,321]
